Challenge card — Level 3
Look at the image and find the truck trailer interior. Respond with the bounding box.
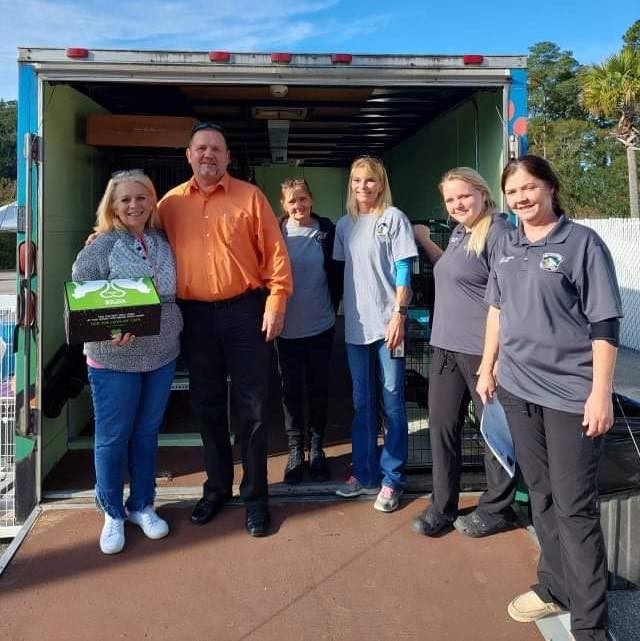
[37,77,506,489]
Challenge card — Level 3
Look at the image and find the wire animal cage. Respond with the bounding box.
[0,304,17,535]
[406,220,485,470]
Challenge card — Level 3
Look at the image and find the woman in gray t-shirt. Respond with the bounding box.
[276,178,342,484]
[333,156,417,513]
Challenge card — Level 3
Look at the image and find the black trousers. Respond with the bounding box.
[428,348,516,523]
[275,327,335,451]
[498,386,608,641]
[178,291,270,506]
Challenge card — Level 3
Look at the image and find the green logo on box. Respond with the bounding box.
[66,278,160,311]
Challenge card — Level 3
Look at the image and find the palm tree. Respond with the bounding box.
[580,49,640,217]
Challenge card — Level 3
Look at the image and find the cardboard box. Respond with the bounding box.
[86,115,197,148]
[64,277,161,344]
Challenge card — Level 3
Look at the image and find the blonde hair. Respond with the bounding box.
[346,156,393,219]
[439,167,497,257]
[279,178,313,221]
[94,171,159,234]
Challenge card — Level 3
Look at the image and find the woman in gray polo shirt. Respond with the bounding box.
[411,167,517,538]
[333,156,418,513]
[477,155,622,641]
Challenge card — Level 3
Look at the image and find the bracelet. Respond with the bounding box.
[393,305,408,316]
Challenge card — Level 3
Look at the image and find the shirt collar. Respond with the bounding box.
[512,214,572,246]
[187,172,230,195]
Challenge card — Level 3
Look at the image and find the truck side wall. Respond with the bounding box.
[41,84,106,477]
[388,91,504,220]
[254,166,348,222]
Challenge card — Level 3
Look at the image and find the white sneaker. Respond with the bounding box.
[127,505,169,540]
[374,485,403,513]
[100,514,125,554]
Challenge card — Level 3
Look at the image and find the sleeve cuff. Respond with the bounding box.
[265,292,288,314]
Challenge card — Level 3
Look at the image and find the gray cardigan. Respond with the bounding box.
[71,229,183,372]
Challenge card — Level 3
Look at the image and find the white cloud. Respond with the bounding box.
[1,0,389,99]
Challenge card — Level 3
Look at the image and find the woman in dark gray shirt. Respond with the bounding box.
[412,167,516,538]
[72,171,182,555]
[477,155,622,641]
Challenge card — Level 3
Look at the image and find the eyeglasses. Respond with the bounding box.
[111,169,146,179]
[280,178,309,188]
[190,121,226,137]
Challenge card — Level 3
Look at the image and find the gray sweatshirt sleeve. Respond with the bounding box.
[71,235,114,281]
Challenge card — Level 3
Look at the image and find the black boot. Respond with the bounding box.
[283,446,304,484]
[309,445,330,482]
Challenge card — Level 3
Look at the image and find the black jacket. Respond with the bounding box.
[280,213,343,312]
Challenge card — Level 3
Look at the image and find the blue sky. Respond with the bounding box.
[0,0,637,101]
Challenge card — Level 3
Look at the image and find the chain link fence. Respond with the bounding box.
[574,218,640,352]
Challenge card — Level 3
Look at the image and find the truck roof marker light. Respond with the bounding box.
[271,53,292,64]
[209,51,231,63]
[463,54,484,65]
[65,48,89,59]
[331,54,352,64]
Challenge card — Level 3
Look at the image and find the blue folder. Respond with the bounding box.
[480,397,516,478]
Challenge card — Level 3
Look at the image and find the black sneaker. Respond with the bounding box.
[283,447,304,484]
[309,447,330,482]
[411,507,453,537]
[453,510,514,538]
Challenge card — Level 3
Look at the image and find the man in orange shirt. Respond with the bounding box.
[158,123,292,537]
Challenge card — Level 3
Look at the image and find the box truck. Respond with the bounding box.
[10,47,528,526]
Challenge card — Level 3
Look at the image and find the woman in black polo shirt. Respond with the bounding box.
[477,155,622,641]
[412,167,517,537]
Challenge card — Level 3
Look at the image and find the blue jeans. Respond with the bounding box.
[88,360,176,519]
[345,340,408,490]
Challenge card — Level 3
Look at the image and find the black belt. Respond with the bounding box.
[179,288,265,309]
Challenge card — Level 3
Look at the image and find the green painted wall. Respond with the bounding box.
[386,90,504,221]
[254,165,349,222]
[41,84,105,477]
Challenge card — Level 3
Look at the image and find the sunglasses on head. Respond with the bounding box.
[190,121,226,137]
[111,169,146,179]
[280,178,309,188]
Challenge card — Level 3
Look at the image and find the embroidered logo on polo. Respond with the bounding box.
[499,256,515,264]
[375,221,390,237]
[540,252,563,272]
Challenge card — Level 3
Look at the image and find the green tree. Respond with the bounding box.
[528,42,586,159]
[580,49,640,217]
[623,19,640,53]
[529,118,630,217]
[0,100,17,180]
[528,42,585,121]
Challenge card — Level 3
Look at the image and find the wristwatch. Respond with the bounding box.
[393,305,408,316]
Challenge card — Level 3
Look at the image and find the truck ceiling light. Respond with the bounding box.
[209,51,231,63]
[65,48,89,59]
[331,54,352,64]
[463,54,484,65]
[271,53,292,63]
[270,84,289,98]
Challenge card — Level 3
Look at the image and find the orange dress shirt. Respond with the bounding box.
[158,173,292,313]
